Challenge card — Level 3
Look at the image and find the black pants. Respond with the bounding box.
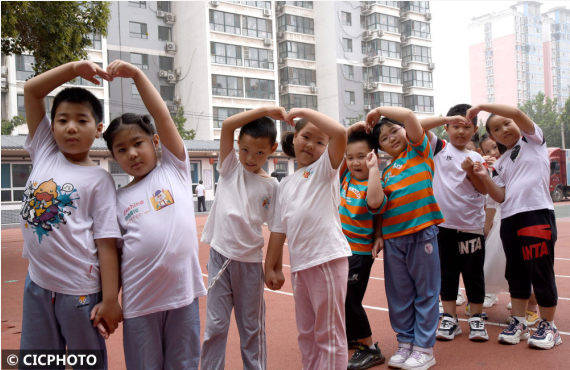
[345,254,374,341]
[197,196,206,212]
[500,209,558,307]
[438,227,485,304]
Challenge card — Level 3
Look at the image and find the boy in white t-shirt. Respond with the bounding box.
[200,106,286,369]
[195,180,206,212]
[421,104,490,342]
[19,61,122,367]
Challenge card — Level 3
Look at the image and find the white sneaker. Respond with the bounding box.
[438,300,443,314]
[483,294,498,308]
[401,349,435,370]
[388,342,412,368]
[498,316,529,344]
[468,314,489,342]
[456,292,465,306]
[528,320,563,350]
[506,301,512,310]
[436,314,462,341]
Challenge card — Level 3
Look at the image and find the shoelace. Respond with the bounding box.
[505,318,519,333]
[395,346,410,358]
[534,321,549,337]
[470,318,484,330]
[353,348,371,361]
[440,318,453,329]
[409,350,423,362]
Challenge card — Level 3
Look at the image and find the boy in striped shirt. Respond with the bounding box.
[366,106,444,370]
[340,126,386,370]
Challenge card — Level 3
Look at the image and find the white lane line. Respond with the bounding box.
[556,257,570,261]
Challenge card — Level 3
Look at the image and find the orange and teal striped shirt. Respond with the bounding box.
[339,170,384,254]
[379,132,444,239]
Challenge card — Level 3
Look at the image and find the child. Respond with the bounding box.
[340,125,385,370]
[264,108,351,369]
[102,60,207,368]
[469,103,561,349]
[366,106,443,369]
[19,61,122,367]
[421,103,489,342]
[200,106,284,369]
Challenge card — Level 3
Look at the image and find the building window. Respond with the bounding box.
[243,16,272,38]
[366,91,403,107]
[158,26,172,41]
[157,1,171,12]
[275,161,288,172]
[402,44,431,63]
[15,54,35,81]
[342,65,354,80]
[280,93,317,110]
[17,94,26,118]
[404,94,434,112]
[189,161,201,194]
[403,70,432,88]
[211,42,243,66]
[245,78,275,100]
[131,83,140,96]
[366,13,399,33]
[160,85,175,101]
[366,39,401,58]
[87,33,102,50]
[401,20,431,39]
[400,1,430,14]
[244,47,274,69]
[342,38,353,52]
[159,56,174,71]
[277,1,313,9]
[277,14,314,34]
[129,1,146,8]
[129,21,148,39]
[212,75,244,97]
[242,1,272,9]
[345,90,355,105]
[130,53,149,70]
[213,107,244,128]
[341,11,352,26]
[364,65,401,84]
[1,163,33,202]
[280,67,316,86]
[210,10,241,35]
[278,41,315,60]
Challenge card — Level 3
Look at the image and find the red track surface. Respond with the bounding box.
[2,216,570,369]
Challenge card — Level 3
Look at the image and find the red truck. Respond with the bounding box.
[549,147,570,202]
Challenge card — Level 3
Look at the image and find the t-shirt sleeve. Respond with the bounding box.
[523,122,545,146]
[24,114,59,164]
[218,151,239,177]
[316,148,338,180]
[269,181,286,234]
[160,144,191,183]
[366,194,386,215]
[409,132,431,158]
[89,172,122,240]
[492,166,505,187]
[486,194,499,209]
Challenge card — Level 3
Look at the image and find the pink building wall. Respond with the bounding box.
[492,34,518,106]
[469,42,487,105]
[543,41,552,99]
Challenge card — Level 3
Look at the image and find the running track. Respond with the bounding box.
[2,216,570,369]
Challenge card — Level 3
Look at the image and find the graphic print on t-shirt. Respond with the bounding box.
[262,196,271,209]
[20,179,79,243]
[150,189,174,211]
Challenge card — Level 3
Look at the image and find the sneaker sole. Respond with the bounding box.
[528,336,563,350]
[401,357,436,370]
[388,360,406,369]
[498,332,530,345]
[469,334,490,342]
[436,328,462,341]
[350,356,386,370]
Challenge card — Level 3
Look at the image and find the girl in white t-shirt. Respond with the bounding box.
[264,108,352,369]
[470,104,561,350]
[102,60,206,368]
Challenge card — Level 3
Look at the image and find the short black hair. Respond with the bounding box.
[371,117,404,151]
[51,87,103,123]
[103,113,156,152]
[238,117,277,144]
[447,103,477,126]
[199,180,203,184]
[347,130,375,152]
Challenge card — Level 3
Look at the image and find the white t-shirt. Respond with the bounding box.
[430,137,486,231]
[492,122,553,219]
[20,115,121,295]
[270,150,351,272]
[117,146,206,319]
[201,152,279,263]
[196,184,205,197]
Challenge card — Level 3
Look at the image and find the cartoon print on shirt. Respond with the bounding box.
[262,196,271,209]
[20,179,79,243]
[150,189,174,211]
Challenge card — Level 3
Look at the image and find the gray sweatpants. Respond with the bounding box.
[20,274,107,369]
[200,248,266,370]
[123,299,201,370]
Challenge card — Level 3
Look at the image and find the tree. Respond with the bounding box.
[1,116,26,135]
[172,105,196,141]
[519,92,565,147]
[1,2,110,75]
[560,97,570,149]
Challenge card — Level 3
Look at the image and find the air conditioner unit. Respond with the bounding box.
[363,56,374,66]
[210,1,219,7]
[364,104,372,110]
[278,58,286,64]
[280,84,288,93]
[428,62,435,70]
[425,12,432,21]
[376,30,384,38]
[156,10,165,18]
[361,4,372,15]
[402,60,409,67]
[263,9,271,17]
[310,85,318,93]
[159,70,169,78]
[1,78,7,90]
[400,35,408,43]
[167,73,177,83]
[165,41,177,52]
[1,66,7,77]
[377,55,386,64]
[362,30,373,39]
[164,13,176,24]
[263,38,272,47]
[277,31,285,40]
[174,68,181,78]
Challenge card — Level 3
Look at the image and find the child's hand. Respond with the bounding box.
[372,237,384,258]
[266,107,287,122]
[461,157,474,173]
[466,105,483,122]
[483,155,496,167]
[471,161,488,178]
[365,108,383,133]
[90,299,123,335]
[264,268,285,290]
[73,61,112,85]
[347,121,368,135]
[90,303,110,339]
[365,151,378,169]
[106,60,140,79]
[285,108,307,127]
[446,115,470,126]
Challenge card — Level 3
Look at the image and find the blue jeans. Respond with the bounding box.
[383,225,441,348]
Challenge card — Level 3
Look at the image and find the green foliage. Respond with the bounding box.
[518,92,569,148]
[172,105,196,141]
[1,2,110,75]
[1,116,26,135]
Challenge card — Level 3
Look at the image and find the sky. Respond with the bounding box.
[430,0,568,116]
